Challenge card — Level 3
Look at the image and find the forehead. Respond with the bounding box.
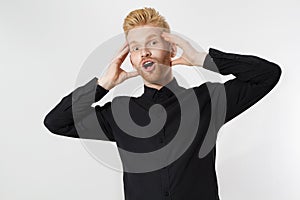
[126,26,164,44]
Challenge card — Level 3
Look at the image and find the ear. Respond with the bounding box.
[170,43,177,58]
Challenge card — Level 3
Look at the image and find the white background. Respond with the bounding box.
[1,0,299,199]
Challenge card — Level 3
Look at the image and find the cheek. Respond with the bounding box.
[130,54,139,69]
[131,52,137,59]
[129,54,135,64]
[155,50,171,62]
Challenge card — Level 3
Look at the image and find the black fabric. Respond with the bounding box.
[44,47,281,200]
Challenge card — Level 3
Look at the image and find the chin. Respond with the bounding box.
[141,76,158,83]
[146,78,165,85]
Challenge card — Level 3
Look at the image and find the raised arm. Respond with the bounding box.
[160,32,281,125]
[43,42,139,141]
[202,48,282,125]
[43,77,116,141]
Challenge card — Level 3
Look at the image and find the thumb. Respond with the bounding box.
[126,70,139,79]
[171,57,184,66]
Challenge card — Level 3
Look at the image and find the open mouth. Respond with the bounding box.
[142,61,156,72]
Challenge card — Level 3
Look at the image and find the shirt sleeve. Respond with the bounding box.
[43,77,116,142]
[201,47,282,125]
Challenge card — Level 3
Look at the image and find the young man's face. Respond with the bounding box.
[126,25,176,86]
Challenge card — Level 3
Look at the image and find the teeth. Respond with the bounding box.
[143,61,154,68]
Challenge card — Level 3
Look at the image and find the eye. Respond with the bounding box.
[149,40,157,46]
[132,46,140,52]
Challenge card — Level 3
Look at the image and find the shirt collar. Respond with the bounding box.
[142,77,181,99]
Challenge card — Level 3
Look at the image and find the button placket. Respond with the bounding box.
[153,90,161,102]
[164,191,170,197]
[161,166,172,200]
[160,125,172,199]
[159,137,164,144]
[159,126,166,144]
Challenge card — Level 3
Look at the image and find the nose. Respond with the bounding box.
[141,47,152,58]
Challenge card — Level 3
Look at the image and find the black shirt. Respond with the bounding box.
[43,48,281,200]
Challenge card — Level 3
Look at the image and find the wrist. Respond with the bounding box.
[194,52,208,67]
[97,78,114,90]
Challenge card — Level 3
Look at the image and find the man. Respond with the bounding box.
[44,7,281,200]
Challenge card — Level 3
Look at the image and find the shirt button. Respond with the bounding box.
[164,191,170,196]
[159,137,164,144]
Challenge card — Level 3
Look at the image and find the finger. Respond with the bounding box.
[119,45,129,59]
[171,57,186,66]
[126,70,139,79]
[170,58,181,66]
[161,33,188,50]
[118,42,129,53]
[113,42,129,60]
[161,32,181,44]
[113,45,129,64]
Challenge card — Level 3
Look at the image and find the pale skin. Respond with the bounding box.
[97,26,208,90]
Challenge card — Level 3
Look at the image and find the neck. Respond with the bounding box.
[144,73,174,90]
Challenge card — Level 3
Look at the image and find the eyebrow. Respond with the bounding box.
[129,34,159,45]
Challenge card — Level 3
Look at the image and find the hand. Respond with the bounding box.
[161,32,207,67]
[98,42,139,90]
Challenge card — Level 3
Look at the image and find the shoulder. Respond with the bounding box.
[192,81,224,96]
